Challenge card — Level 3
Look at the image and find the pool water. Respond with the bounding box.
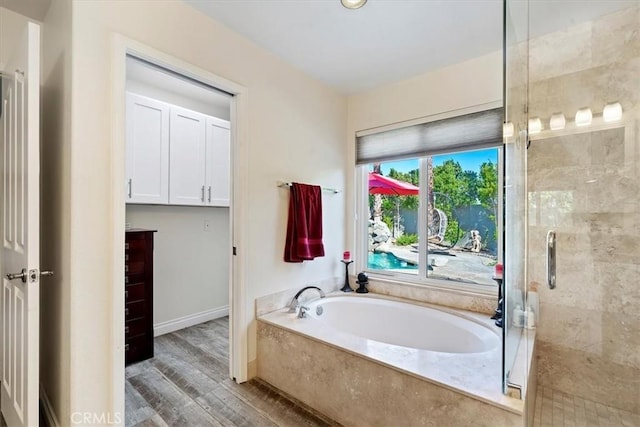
[368,252,418,270]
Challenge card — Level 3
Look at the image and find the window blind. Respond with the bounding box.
[356,107,504,164]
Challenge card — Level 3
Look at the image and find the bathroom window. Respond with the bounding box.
[356,107,503,290]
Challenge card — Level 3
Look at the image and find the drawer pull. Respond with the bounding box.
[125,265,128,273]
[125,308,129,316]
[125,326,129,334]
[125,254,129,261]
[125,290,129,299]
[125,243,129,250]
[125,344,129,351]
[125,276,129,284]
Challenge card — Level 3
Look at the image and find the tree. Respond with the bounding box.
[478,161,498,219]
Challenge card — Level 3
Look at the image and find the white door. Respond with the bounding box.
[205,117,230,207]
[1,22,41,427]
[126,93,170,204]
[169,106,206,205]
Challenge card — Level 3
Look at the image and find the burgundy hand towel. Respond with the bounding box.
[284,183,325,262]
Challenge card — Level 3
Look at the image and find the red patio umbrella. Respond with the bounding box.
[368,172,419,195]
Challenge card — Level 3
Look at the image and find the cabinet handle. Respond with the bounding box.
[125,265,128,273]
[128,179,132,198]
[125,326,129,334]
[125,344,129,351]
[125,290,129,299]
[125,243,129,250]
[201,185,205,202]
[125,276,129,284]
[125,254,129,261]
[208,186,212,203]
[125,308,129,316]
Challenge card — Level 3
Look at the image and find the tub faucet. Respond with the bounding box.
[288,286,325,313]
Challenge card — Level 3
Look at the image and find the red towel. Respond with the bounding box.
[284,183,325,262]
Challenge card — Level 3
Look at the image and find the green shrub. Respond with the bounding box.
[396,233,418,246]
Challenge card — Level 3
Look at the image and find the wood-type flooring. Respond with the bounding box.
[125,317,338,427]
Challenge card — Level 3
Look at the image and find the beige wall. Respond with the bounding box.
[40,0,72,423]
[0,7,33,69]
[67,0,347,421]
[126,205,230,329]
[527,6,640,413]
[345,50,502,283]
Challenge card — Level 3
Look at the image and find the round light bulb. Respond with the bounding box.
[341,0,367,9]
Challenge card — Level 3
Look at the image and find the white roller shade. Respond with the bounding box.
[356,107,503,164]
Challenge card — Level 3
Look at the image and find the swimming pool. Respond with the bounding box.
[368,252,417,270]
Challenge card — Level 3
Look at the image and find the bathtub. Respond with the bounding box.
[304,295,499,354]
[258,293,523,425]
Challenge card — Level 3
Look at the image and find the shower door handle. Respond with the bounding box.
[547,230,556,289]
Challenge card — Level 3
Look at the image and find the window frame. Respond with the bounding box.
[355,145,504,297]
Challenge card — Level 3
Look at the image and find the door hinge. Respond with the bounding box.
[233,246,237,256]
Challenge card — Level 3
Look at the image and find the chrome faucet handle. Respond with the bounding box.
[297,305,310,318]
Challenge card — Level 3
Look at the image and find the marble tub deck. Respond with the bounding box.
[258,293,523,415]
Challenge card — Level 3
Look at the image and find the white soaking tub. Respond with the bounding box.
[258,292,523,422]
[304,295,499,353]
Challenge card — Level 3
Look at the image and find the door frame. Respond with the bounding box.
[110,34,249,419]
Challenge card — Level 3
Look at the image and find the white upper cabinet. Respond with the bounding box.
[205,117,231,206]
[126,93,170,204]
[169,106,207,205]
[126,94,231,207]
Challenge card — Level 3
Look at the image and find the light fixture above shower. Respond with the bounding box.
[603,102,622,122]
[341,0,367,9]
[549,113,566,130]
[575,107,593,127]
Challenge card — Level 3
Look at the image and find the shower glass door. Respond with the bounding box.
[503,0,529,395]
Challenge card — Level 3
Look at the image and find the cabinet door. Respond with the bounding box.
[126,93,170,204]
[169,106,207,205]
[205,117,231,206]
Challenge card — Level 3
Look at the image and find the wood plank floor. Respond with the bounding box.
[125,317,339,427]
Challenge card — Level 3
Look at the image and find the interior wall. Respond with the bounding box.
[40,0,72,423]
[527,6,640,413]
[345,50,503,288]
[68,0,346,419]
[0,7,33,68]
[126,205,230,330]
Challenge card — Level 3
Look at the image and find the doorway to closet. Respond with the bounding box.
[122,55,234,424]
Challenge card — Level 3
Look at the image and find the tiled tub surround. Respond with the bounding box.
[257,293,524,426]
[527,5,640,414]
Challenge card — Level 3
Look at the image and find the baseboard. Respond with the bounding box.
[154,306,229,337]
[40,383,60,427]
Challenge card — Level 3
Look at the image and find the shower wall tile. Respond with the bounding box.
[536,304,602,353]
[529,21,593,82]
[528,5,640,412]
[536,340,640,414]
[594,262,640,315]
[592,7,640,66]
[602,312,640,370]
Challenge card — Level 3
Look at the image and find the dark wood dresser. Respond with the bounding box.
[125,229,156,365]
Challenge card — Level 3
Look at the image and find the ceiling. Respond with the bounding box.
[185,0,636,95]
[2,0,635,95]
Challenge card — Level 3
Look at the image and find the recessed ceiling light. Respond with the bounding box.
[341,0,367,9]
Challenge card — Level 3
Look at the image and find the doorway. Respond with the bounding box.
[111,37,249,423]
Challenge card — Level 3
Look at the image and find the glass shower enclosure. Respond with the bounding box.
[504,0,640,419]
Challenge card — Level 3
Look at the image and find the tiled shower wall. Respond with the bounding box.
[527,6,639,413]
